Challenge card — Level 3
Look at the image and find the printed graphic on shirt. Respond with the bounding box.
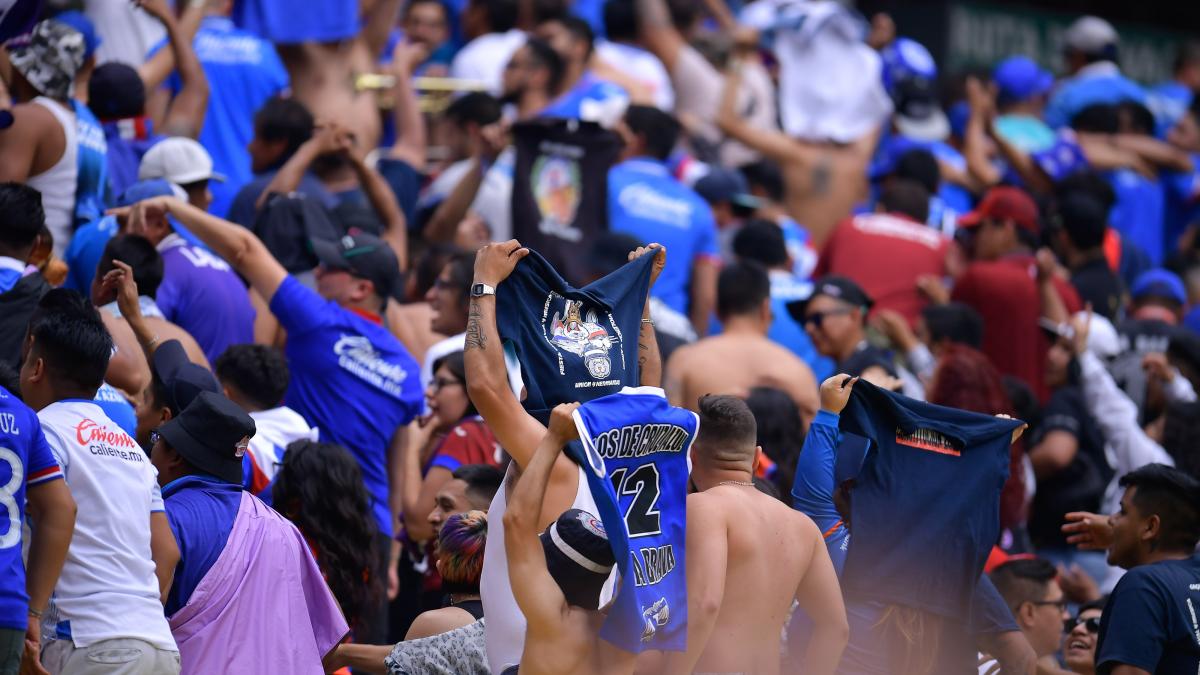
[895,426,961,457]
[75,418,145,462]
[334,334,410,398]
[543,297,624,385]
[533,152,582,242]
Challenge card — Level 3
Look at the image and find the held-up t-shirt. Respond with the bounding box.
[495,250,654,420]
[270,276,423,537]
[0,386,63,631]
[837,381,1021,620]
[37,400,176,650]
[1095,555,1200,674]
[568,387,697,653]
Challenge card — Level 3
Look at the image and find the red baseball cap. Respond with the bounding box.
[958,186,1040,234]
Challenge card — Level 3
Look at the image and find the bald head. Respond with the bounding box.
[694,395,757,467]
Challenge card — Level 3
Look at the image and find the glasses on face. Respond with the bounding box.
[431,377,463,392]
[804,308,853,329]
[1064,616,1101,634]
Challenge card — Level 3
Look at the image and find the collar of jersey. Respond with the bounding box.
[618,385,666,398]
[621,157,669,176]
[347,306,383,325]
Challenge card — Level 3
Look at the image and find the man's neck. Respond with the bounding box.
[691,467,755,492]
[1136,547,1194,567]
[720,315,767,336]
[833,336,866,364]
[518,91,551,120]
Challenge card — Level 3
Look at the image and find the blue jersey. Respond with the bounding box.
[540,72,628,121]
[608,158,718,316]
[0,385,64,630]
[837,381,1020,620]
[233,0,358,44]
[1044,67,1146,129]
[71,100,108,226]
[496,250,654,420]
[1107,168,1166,265]
[270,276,422,536]
[1162,152,1200,256]
[152,17,289,218]
[568,387,697,652]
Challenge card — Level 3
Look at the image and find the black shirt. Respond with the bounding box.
[1071,256,1125,323]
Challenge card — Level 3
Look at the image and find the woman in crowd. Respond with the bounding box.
[272,440,383,638]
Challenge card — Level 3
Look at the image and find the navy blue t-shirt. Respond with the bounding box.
[162,474,242,617]
[837,381,1020,620]
[1096,555,1200,674]
[496,250,653,419]
[568,387,697,653]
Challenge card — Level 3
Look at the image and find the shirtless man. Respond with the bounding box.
[465,239,665,674]
[665,260,819,426]
[504,402,636,675]
[717,55,879,248]
[665,394,848,674]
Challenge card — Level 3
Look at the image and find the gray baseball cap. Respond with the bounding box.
[7,20,86,100]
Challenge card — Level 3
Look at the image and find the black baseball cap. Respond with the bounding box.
[539,508,615,609]
[158,390,256,485]
[88,62,146,120]
[152,339,220,416]
[786,276,874,325]
[310,231,402,300]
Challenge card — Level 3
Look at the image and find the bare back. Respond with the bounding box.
[667,334,818,422]
[520,610,636,675]
[694,486,824,674]
[281,42,383,152]
[781,143,872,249]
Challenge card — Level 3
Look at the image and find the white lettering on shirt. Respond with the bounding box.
[334,334,409,398]
[852,213,945,250]
[617,183,693,229]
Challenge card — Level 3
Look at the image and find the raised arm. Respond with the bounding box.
[716,59,801,166]
[257,123,349,209]
[123,197,288,300]
[502,404,579,637]
[423,124,507,244]
[361,0,404,66]
[963,77,1002,188]
[636,0,687,72]
[793,518,849,674]
[349,151,409,269]
[137,0,206,91]
[138,0,209,138]
[634,245,666,388]
[664,493,727,675]
[387,40,428,168]
[793,376,856,537]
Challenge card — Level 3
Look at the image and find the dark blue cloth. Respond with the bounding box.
[568,388,697,652]
[269,277,422,536]
[0,386,61,630]
[837,381,1019,620]
[1096,555,1200,674]
[161,474,242,617]
[495,250,653,419]
[101,120,165,201]
[226,170,337,229]
[376,158,423,231]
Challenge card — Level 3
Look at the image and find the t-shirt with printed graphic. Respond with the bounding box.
[1095,554,1200,674]
[270,276,422,537]
[428,417,502,474]
[495,250,654,420]
[36,400,176,650]
[568,387,697,653]
[0,386,63,631]
[836,380,1021,621]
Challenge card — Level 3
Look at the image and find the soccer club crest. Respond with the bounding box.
[532,155,583,242]
[547,298,615,380]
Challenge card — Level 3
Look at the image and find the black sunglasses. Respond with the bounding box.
[1064,616,1101,634]
[804,308,853,329]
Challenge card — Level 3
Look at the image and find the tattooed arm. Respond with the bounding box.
[632,244,666,389]
[463,241,549,468]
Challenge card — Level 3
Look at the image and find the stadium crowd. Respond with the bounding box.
[0,0,1198,673]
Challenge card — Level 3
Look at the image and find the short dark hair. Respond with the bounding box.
[88,62,145,119]
[696,394,757,454]
[410,243,465,299]
[733,219,788,268]
[1058,192,1108,251]
[475,0,518,32]
[444,92,502,129]
[551,15,595,57]
[27,289,113,393]
[1117,101,1156,136]
[403,0,448,20]
[214,344,291,410]
[452,464,505,505]
[893,149,940,195]
[254,97,315,164]
[989,558,1058,614]
[0,183,45,251]
[524,37,566,94]
[623,105,680,161]
[444,251,477,307]
[603,0,637,42]
[879,178,930,223]
[1056,171,1117,211]
[1071,104,1120,134]
[1119,463,1200,553]
[741,160,784,202]
[98,235,164,298]
[716,260,770,319]
[922,302,984,349]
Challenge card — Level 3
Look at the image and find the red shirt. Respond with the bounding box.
[951,256,1082,402]
[427,416,503,472]
[817,212,950,325]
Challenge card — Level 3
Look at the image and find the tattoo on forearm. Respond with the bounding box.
[465,300,487,351]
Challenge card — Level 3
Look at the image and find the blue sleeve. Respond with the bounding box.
[154,277,183,324]
[1095,571,1168,673]
[265,45,290,93]
[792,410,843,533]
[268,275,332,335]
[1043,90,1069,130]
[376,158,422,228]
[694,201,719,260]
[970,575,1019,634]
[26,415,61,479]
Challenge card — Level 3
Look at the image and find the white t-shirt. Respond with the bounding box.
[595,41,675,111]
[38,400,177,651]
[247,406,319,484]
[423,151,515,241]
[84,0,167,66]
[450,29,527,96]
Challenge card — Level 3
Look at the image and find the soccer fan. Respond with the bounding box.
[987,559,1070,669]
[427,464,505,532]
[0,183,51,371]
[1063,600,1105,674]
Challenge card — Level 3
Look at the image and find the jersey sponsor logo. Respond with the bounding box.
[532,146,583,243]
[334,334,410,398]
[616,183,693,229]
[75,418,145,462]
[895,427,961,456]
[545,297,622,383]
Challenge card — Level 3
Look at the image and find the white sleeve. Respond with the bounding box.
[1078,352,1174,480]
[148,468,165,513]
[905,343,937,384]
[39,423,70,474]
[1163,370,1198,404]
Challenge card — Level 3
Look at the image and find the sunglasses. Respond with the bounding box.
[804,307,853,329]
[1064,616,1101,634]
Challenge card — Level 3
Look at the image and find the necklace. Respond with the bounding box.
[717,480,756,488]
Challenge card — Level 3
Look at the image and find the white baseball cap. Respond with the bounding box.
[138,137,226,185]
[1063,16,1118,56]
